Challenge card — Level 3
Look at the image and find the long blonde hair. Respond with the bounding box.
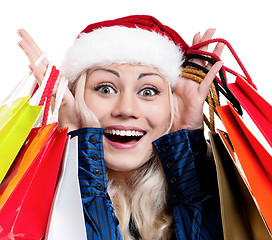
[72,71,174,239]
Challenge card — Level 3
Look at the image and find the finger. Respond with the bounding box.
[192,32,201,45]
[191,29,216,67]
[197,28,216,66]
[198,28,216,51]
[199,61,223,99]
[19,39,48,74]
[213,42,225,57]
[206,42,225,69]
[17,29,42,56]
[18,29,49,71]
[190,32,202,67]
[29,64,44,85]
[18,39,41,64]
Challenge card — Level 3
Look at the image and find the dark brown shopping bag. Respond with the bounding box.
[209,131,272,240]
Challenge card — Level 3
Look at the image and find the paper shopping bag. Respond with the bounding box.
[0,96,42,183]
[45,136,87,240]
[226,101,272,178]
[218,102,272,179]
[0,123,56,209]
[0,63,60,184]
[0,123,68,240]
[217,103,272,234]
[209,131,272,239]
[228,75,272,147]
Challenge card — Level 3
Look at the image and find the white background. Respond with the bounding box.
[0,0,271,105]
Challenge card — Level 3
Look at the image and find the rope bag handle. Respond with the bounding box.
[186,38,256,88]
[38,65,59,126]
[30,63,59,126]
[49,75,68,124]
[183,38,256,116]
[181,68,219,132]
[183,54,242,115]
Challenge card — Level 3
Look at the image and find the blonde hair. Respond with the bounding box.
[72,71,174,239]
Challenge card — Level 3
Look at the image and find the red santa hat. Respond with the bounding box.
[61,15,189,88]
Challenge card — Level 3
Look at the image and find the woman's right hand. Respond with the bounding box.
[18,29,81,131]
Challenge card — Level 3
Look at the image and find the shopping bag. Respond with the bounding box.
[0,95,42,183]
[0,123,68,239]
[0,59,60,184]
[228,75,272,147]
[0,123,57,209]
[209,131,272,239]
[0,62,69,239]
[45,136,87,240]
[219,102,272,179]
[217,103,272,234]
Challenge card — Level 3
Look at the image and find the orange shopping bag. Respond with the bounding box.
[217,103,272,234]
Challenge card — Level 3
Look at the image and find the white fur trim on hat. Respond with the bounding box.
[61,26,184,88]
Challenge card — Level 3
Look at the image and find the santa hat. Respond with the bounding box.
[61,15,189,88]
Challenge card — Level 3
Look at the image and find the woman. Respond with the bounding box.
[18,15,224,240]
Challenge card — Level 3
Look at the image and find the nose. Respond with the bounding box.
[111,92,139,119]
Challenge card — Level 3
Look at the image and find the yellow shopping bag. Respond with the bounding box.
[0,95,42,183]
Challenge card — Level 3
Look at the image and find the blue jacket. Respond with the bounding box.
[69,128,223,240]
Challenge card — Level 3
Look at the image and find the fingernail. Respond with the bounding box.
[17,41,22,49]
[28,64,33,71]
[17,29,22,37]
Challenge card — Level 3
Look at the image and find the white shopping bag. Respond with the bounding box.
[45,136,87,240]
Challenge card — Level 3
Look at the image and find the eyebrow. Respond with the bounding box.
[91,68,163,80]
[92,68,120,77]
[138,72,163,80]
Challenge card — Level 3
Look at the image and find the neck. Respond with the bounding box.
[107,169,135,184]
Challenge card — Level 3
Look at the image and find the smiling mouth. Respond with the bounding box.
[104,129,145,144]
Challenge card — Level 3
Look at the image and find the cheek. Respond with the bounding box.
[84,93,109,121]
[144,100,171,133]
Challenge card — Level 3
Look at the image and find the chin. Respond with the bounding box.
[104,151,151,173]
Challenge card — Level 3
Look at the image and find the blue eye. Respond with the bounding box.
[94,84,116,94]
[139,87,160,97]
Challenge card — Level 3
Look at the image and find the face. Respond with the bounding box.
[84,63,171,175]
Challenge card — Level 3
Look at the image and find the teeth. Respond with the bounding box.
[120,130,126,136]
[105,129,144,137]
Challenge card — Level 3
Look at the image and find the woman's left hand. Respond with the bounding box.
[171,29,224,132]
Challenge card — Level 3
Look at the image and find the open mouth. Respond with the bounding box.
[104,129,146,144]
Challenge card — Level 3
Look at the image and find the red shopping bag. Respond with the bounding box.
[217,103,272,234]
[0,123,68,239]
[228,75,272,148]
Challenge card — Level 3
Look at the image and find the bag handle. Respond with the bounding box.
[0,53,47,107]
[182,38,255,116]
[49,76,68,124]
[183,54,243,115]
[2,52,65,126]
[30,62,59,126]
[39,65,59,125]
[29,60,69,126]
[186,38,256,89]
